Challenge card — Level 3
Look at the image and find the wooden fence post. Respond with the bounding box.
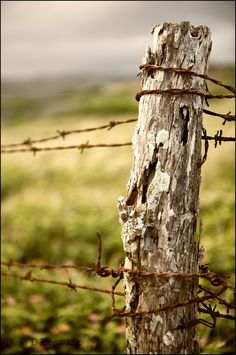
[118,22,211,354]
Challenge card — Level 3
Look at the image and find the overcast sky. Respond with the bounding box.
[1,1,235,80]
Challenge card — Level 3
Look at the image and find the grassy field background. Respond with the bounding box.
[1,67,235,354]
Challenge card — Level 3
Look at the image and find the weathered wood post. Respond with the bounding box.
[118,22,211,354]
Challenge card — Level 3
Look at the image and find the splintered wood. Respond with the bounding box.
[118,22,212,354]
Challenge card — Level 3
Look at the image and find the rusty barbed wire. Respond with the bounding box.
[1,132,235,154]
[108,285,234,321]
[198,285,235,314]
[1,118,137,149]
[203,130,235,148]
[136,64,236,114]
[198,305,234,321]
[1,260,94,273]
[139,64,235,94]
[135,88,235,102]
[203,109,235,124]
[1,142,132,155]
[1,271,124,297]
[1,260,233,286]
[201,131,236,148]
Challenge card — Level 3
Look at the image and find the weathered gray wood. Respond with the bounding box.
[118,22,211,354]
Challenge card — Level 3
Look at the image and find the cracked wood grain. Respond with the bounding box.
[117,22,211,354]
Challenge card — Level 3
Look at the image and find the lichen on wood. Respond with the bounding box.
[118,22,212,354]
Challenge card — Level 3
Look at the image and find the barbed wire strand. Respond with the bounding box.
[135,88,235,102]
[198,306,235,321]
[1,142,132,155]
[109,286,231,318]
[203,109,235,124]
[1,271,124,297]
[199,285,235,312]
[1,260,232,287]
[139,64,235,94]
[1,118,137,149]
[1,260,94,272]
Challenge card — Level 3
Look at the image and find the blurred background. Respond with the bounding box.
[1,1,235,354]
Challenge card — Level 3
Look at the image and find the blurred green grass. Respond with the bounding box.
[2,80,139,126]
[1,68,235,354]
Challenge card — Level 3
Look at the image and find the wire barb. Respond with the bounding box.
[200,127,209,166]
